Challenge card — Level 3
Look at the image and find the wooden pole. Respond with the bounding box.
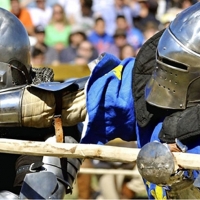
[79,168,140,176]
[0,138,199,170]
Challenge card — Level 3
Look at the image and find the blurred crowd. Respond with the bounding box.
[0,0,198,199]
[0,0,197,69]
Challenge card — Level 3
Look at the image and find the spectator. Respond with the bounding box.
[127,0,141,18]
[114,29,127,46]
[92,0,133,36]
[133,0,161,32]
[88,17,114,54]
[119,43,136,60]
[32,25,60,65]
[44,3,71,52]
[116,15,144,52]
[10,0,34,36]
[92,0,115,36]
[114,0,134,28]
[73,40,98,64]
[57,0,81,24]
[112,28,128,57]
[59,26,87,63]
[31,48,45,68]
[142,21,159,42]
[32,25,47,53]
[76,0,95,35]
[27,0,52,28]
[181,0,193,9]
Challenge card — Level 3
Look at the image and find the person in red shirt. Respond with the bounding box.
[10,0,34,36]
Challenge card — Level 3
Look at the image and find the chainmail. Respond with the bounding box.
[31,67,54,84]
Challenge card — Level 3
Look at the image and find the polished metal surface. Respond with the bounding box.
[0,87,24,126]
[194,173,200,188]
[0,62,14,89]
[175,138,188,152]
[145,2,200,109]
[137,142,175,185]
[0,190,19,199]
[20,171,66,199]
[0,8,31,88]
[19,136,83,199]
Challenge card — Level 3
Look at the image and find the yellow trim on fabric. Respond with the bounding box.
[112,65,123,80]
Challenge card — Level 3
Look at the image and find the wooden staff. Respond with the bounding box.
[0,138,199,170]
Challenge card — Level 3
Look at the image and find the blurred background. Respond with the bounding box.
[1,0,197,199]
[1,0,195,81]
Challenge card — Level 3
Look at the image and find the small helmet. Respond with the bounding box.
[0,7,31,90]
[145,2,200,109]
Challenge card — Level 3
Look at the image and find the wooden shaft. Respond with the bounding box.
[0,139,199,170]
[79,168,140,176]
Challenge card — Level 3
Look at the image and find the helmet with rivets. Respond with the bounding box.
[145,2,200,109]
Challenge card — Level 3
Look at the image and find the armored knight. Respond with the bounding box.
[80,2,200,199]
[0,8,86,199]
[134,2,200,199]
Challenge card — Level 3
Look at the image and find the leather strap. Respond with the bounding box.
[54,91,64,143]
[54,116,63,143]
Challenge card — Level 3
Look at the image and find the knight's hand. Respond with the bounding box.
[167,138,188,153]
[167,143,181,152]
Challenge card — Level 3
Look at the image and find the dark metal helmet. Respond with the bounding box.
[0,7,31,90]
[145,2,200,109]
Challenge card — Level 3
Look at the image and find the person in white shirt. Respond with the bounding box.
[24,0,53,27]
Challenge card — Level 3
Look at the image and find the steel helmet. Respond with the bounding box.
[145,2,200,109]
[0,7,31,90]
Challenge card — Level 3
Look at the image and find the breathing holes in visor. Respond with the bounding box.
[157,52,188,71]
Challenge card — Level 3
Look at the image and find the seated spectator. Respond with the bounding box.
[92,0,133,36]
[113,28,128,57]
[59,25,87,63]
[116,15,145,52]
[32,25,48,52]
[127,0,141,18]
[114,0,134,29]
[58,0,81,24]
[26,0,52,28]
[143,21,159,42]
[133,0,161,32]
[32,25,60,65]
[88,17,114,54]
[44,3,71,52]
[73,40,98,64]
[76,0,94,35]
[119,43,136,60]
[10,0,34,36]
[31,48,45,68]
